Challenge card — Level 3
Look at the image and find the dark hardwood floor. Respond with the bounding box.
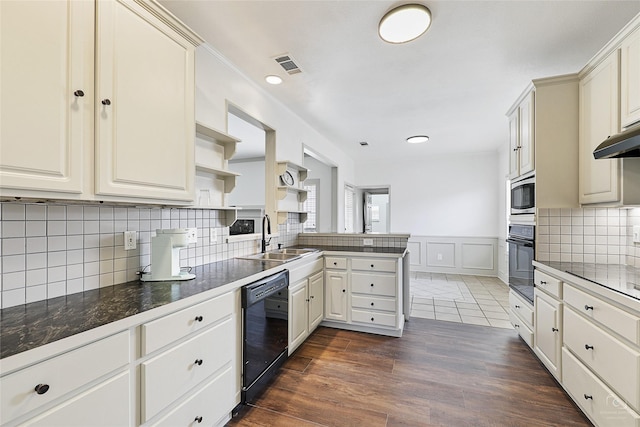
[228,318,591,426]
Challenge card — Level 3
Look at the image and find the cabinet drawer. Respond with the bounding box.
[564,283,640,345]
[352,272,396,297]
[352,295,396,312]
[325,257,347,270]
[0,331,129,425]
[352,309,396,328]
[351,258,396,273]
[509,311,534,348]
[149,364,234,427]
[21,372,130,427]
[141,318,234,422]
[563,348,640,427]
[509,290,534,329]
[142,291,234,355]
[534,270,562,299]
[564,306,640,411]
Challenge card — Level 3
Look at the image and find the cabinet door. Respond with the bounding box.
[22,372,130,427]
[95,0,195,202]
[508,110,520,178]
[621,26,640,128]
[289,281,309,353]
[518,92,535,176]
[308,271,324,331]
[534,290,562,379]
[325,271,348,322]
[0,0,93,195]
[579,51,620,204]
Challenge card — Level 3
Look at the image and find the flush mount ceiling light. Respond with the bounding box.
[379,4,432,44]
[265,75,283,85]
[406,135,429,144]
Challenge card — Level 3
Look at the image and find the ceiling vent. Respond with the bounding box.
[274,54,302,75]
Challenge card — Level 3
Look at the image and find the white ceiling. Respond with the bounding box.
[160,0,640,161]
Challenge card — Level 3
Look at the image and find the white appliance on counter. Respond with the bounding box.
[140,229,196,282]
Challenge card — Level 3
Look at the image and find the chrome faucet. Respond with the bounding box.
[261,214,271,253]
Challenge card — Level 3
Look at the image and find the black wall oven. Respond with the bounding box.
[241,270,289,403]
[507,224,535,304]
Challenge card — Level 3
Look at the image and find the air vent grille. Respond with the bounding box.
[275,54,302,75]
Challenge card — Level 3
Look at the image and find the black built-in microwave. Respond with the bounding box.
[511,175,535,215]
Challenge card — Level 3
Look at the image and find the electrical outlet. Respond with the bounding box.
[186,228,197,244]
[363,238,373,246]
[634,225,640,244]
[210,228,217,244]
[437,253,443,261]
[124,231,137,250]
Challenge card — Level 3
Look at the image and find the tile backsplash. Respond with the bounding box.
[0,203,302,309]
[536,207,640,266]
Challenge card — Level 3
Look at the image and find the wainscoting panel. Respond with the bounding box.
[409,236,498,277]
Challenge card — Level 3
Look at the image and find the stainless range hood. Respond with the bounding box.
[593,125,640,159]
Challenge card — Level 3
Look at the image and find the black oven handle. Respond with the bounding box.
[506,237,534,247]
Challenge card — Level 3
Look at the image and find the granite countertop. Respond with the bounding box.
[0,246,406,360]
[0,259,274,360]
[535,261,640,301]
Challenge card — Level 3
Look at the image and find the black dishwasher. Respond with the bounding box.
[241,269,289,403]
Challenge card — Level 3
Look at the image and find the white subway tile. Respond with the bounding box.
[2,288,25,308]
[3,204,25,220]
[67,220,83,235]
[27,253,47,270]
[67,205,84,220]
[84,221,99,234]
[67,235,83,250]
[3,221,25,238]
[84,206,100,220]
[84,275,99,291]
[67,264,83,279]
[26,284,47,303]
[47,236,66,251]
[66,278,84,294]
[99,272,113,288]
[47,266,66,282]
[47,221,66,236]
[3,254,25,273]
[47,281,66,298]
[67,249,83,265]
[84,261,99,276]
[2,271,25,290]
[26,268,47,287]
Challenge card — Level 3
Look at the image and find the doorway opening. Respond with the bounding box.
[303,147,337,233]
[362,187,390,233]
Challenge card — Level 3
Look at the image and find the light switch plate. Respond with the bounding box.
[186,228,197,244]
[210,228,217,244]
[633,225,640,243]
[124,231,137,250]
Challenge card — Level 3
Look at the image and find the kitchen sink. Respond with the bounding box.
[236,248,318,263]
[273,248,318,256]
[237,252,301,263]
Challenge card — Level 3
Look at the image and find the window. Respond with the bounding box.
[302,179,319,232]
[344,184,356,233]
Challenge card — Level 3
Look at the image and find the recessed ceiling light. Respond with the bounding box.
[265,75,283,85]
[379,4,432,44]
[406,135,429,144]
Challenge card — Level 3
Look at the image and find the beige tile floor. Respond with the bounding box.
[410,272,513,329]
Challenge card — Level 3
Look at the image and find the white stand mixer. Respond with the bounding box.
[140,229,196,282]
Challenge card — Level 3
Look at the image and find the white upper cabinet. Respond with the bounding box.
[0,0,94,196]
[579,51,620,205]
[621,26,640,128]
[95,0,197,202]
[507,91,535,179]
[0,0,201,204]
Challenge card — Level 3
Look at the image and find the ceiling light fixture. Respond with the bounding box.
[406,135,429,144]
[265,75,283,85]
[379,4,432,44]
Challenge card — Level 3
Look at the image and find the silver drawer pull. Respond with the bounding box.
[551,328,558,332]
[584,305,594,311]
[584,394,593,400]
[194,359,203,366]
[540,280,547,285]
[585,344,594,350]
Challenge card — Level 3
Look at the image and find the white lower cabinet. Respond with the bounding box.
[563,348,640,427]
[289,271,324,354]
[149,364,234,427]
[534,264,640,427]
[20,372,130,427]
[0,331,130,426]
[508,290,534,348]
[322,254,404,337]
[534,288,562,380]
[324,268,349,322]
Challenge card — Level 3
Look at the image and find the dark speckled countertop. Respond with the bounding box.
[534,261,640,301]
[0,259,275,360]
[0,246,406,360]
